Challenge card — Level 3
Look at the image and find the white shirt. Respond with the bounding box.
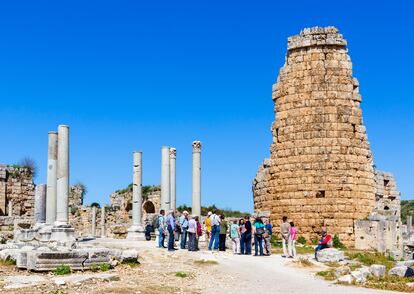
[188,219,197,233]
[210,214,220,226]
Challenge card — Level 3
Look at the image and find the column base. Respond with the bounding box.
[50,225,75,246]
[127,225,146,241]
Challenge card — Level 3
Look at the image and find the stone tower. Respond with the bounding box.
[253,27,376,246]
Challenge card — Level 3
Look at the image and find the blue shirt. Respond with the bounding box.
[180,215,189,228]
[167,214,175,229]
[265,223,273,235]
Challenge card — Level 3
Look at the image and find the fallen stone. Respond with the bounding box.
[121,249,139,263]
[338,274,354,284]
[316,248,344,263]
[397,260,414,267]
[370,264,386,278]
[3,275,47,289]
[389,266,408,277]
[335,266,350,278]
[0,248,19,261]
[351,270,367,284]
[52,273,119,285]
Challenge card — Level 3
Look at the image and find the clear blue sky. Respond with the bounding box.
[1,1,413,212]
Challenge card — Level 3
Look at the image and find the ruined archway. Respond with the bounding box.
[143,201,155,214]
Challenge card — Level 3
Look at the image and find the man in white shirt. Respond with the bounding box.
[208,208,220,250]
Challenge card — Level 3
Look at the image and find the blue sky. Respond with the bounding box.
[0,1,413,212]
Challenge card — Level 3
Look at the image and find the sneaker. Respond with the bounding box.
[288,256,293,259]
[281,255,287,258]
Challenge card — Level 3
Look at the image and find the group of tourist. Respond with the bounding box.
[155,209,331,260]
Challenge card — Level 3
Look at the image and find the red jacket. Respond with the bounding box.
[319,234,331,245]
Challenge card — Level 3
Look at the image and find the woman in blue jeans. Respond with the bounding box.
[253,217,265,256]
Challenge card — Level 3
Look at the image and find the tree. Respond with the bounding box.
[19,156,37,177]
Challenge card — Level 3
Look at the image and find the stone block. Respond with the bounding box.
[316,248,344,262]
[370,264,386,278]
[338,274,354,284]
[389,266,408,277]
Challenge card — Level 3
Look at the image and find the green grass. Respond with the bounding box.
[0,257,16,266]
[365,275,414,292]
[316,270,336,281]
[100,263,110,271]
[175,271,188,278]
[325,261,341,268]
[194,259,218,266]
[53,264,71,275]
[345,251,395,270]
[122,260,141,267]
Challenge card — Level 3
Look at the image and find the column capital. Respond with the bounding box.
[169,147,176,159]
[192,141,202,152]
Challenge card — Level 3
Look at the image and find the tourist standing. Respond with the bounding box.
[253,217,265,256]
[195,216,202,251]
[230,219,240,254]
[187,216,197,251]
[166,210,176,251]
[315,228,331,261]
[157,209,166,248]
[180,211,189,249]
[243,216,252,255]
[205,211,212,244]
[219,215,228,251]
[280,216,291,257]
[289,221,297,258]
[263,218,273,256]
[208,208,220,250]
[239,218,246,254]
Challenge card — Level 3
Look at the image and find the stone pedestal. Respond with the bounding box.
[192,141,201,216]
[127,151,145,240]
[169,148,176,211]
[160,146,170,211]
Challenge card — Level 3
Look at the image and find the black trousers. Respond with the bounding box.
[219,234,226,251]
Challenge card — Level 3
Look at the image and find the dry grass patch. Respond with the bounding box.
[325,261,341,268]
[316,269,336,281]
[294,257,313,267]
[194,259,218,266]
[364,275,414,292]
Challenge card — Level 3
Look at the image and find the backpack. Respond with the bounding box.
[197,223,202,236]
[255,227,265,236]
[153,215,162,229]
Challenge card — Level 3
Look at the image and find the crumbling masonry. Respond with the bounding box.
[253,27,402,254]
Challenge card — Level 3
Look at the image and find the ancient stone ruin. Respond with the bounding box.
[253,27,402,256]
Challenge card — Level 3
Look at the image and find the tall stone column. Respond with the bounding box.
[169,147,176,211]
[46,131,58,225]
[51,124,74,244]
[127,151,145,240]
[161,146,170,211]
[101,206,105,238]
[91,206,97,237]
[7,200,12,217]
[34,184,47,225]
[192,141,201,216]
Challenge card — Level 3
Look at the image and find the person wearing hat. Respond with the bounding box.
[314,227,331,261]
[205,211,212,243]
[179,211,189,249]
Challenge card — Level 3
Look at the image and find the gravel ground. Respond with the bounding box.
[0,240,404,294]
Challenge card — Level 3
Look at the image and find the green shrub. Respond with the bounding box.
[346,251,395,270]
[333,234,346,249]
[89,264,99,272]
[175,271,188,278]
[100,263,110,272]
[53,264,71,275]
[270,235,282,248]
[297,236,307,245]
[0,257,16,266]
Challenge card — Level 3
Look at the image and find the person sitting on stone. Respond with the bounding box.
[314,227,331,261]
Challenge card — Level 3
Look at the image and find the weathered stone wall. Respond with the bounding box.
[68,185,161,238]
[253,27,377,246]
[0,165,35,217]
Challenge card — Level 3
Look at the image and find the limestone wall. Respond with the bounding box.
[0,165,35,217]
[253,27,377,246]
